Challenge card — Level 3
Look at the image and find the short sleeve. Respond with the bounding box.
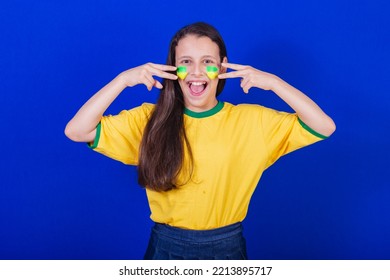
[89,103,154,165]
[260,106,328,168]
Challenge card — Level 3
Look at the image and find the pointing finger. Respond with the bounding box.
[218,71,245,79]
[147,63,177,72]
[221,62,248,71]
[148,67,178,80]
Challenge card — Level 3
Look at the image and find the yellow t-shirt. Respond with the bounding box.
[90,101,326,230]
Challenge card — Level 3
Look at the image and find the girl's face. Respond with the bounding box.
[175,35,227,112]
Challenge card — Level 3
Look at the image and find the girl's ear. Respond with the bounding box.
[220,57,228,73]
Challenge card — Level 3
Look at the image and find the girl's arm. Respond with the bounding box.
[218,62,336,137]
[65,63,177,143]
[267,76,336,137]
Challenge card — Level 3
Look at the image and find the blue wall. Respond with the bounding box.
[1,0,389,259]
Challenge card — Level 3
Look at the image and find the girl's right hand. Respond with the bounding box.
[118,63,177,91]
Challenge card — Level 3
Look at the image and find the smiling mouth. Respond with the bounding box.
[188,81,208,95]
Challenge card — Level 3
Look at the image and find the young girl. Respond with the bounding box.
[65,22,335,259]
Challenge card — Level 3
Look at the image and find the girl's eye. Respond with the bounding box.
[181,60,191,64]
[204,59,214,64]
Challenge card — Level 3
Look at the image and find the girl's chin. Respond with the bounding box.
[184,96,217,112]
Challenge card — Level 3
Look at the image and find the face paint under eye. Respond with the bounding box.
[177,66,188,80]
[206,66,219,79]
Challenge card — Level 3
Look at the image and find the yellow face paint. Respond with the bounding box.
[206,66,219,79]
[177,66,188,80]
[177,65,218,79]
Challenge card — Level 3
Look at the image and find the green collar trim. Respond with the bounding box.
[184,101,224,118]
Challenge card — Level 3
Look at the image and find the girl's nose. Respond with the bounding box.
[192,63,203,76]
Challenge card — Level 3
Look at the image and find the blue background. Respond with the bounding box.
[1,0,389,259]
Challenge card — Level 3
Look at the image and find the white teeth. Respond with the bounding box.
[189,82,206,86]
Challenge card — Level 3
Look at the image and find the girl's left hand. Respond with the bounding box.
[218,62,280,93]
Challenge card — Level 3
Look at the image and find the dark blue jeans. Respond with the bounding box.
[144,222,248,260]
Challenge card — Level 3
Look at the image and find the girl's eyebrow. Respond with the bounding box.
[202,55,217,59]
[177,55,192,60]
[177,55,217,60]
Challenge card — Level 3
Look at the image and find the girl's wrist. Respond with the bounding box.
[268,74,284,92]
[115,72,131,89]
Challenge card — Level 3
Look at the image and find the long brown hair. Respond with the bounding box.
[138,22,227,191]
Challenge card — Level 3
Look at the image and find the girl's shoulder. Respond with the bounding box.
[122,102,155,118]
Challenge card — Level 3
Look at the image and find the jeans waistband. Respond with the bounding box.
[152,222,243,243]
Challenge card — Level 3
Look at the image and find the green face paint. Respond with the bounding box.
[177,65,218,79]
[206,66,219,79]
[177,66,188,80]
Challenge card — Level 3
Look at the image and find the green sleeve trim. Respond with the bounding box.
[88,122,101,149]
[298,118,328,139]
